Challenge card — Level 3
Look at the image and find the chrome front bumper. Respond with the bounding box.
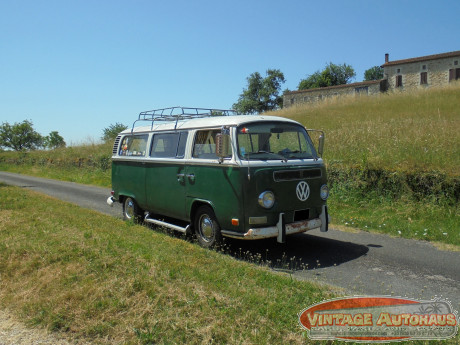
[221,206,328,243]
[244,216,322,241]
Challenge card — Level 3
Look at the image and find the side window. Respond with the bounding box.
[119,135,148,156]
[193,130,220,159]
[150,132,188,158]
[151,133,179,158]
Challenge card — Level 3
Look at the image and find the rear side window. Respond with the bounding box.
[150,132,188,158]
[119,135,148,156]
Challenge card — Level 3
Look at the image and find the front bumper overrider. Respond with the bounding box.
[222,206,328,243]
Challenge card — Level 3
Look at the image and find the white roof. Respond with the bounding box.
[121,115,302,134]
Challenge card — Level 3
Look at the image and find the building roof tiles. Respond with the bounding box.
[382,50,460,67]
[286,79,382,95]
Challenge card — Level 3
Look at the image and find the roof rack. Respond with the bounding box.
[132,106,239,131]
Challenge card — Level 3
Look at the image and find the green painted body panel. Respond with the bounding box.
[185,164,244,231]
[242,164,327,228]
[112,161,146,208]
[146,162,187,220]
[112,160,327,233]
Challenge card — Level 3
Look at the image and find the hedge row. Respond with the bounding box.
[0,154,112,171]
[327,163,460,205]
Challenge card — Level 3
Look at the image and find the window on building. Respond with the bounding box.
[396,75,403,88]
[355,86,369,94]
[422,65,427,70]
[455,61,458,66]
[420,72,428,85]
[397,68,401,73]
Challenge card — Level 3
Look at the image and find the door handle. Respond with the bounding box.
[186,173,195,182]
[177,173,185,182]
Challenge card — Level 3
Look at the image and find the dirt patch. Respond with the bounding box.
[0,309,77,345]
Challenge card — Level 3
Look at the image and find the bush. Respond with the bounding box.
[328,163,460,205]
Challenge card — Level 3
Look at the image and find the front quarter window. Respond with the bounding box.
[237,122,316,160]
[193,129,233,160]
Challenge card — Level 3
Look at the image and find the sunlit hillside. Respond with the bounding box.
[270,82,460,176]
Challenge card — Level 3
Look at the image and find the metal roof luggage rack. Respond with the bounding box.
[132,106,239,131]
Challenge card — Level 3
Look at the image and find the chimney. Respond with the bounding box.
[385,53,389,63]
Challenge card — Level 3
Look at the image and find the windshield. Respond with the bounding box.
[237,122,317,161]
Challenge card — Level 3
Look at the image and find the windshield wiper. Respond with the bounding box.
[254,150,288,162]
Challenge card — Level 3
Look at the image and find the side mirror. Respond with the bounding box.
[306,128,325,158]
[216,127,231,160]
[318,133,325,156]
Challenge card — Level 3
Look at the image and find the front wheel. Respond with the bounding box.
[194,205,222,248]
[122,197,143,223]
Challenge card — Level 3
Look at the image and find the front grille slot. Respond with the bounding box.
[274,169,321,181]
[294,209,310,222]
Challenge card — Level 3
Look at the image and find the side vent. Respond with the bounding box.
[112,135,122,155]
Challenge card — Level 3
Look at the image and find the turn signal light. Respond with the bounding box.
[232,218,239,226]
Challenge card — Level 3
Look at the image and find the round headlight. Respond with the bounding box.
[258,191,275,209]
[320,184,329,200]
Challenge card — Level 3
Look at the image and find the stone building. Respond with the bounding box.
[283,50,460,108]
[382,50,460,92]
[283,79,386,108]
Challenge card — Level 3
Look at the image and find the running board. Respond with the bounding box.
[144,215,189,233]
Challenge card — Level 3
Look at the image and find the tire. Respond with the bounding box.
[122,197,143,223]
[194,205,222,248]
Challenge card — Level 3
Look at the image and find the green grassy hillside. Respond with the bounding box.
[272,83,460,175]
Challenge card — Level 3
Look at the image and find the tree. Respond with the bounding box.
[364,66,384,81]
[102,123,128,142]
[233,69,285,114]
[44,131,66,149]
[298,62,356,90]
[0,120,43,151]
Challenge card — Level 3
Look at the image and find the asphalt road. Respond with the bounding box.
[1,171,459,310]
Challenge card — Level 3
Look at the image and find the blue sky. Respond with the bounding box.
[1,0,459,144]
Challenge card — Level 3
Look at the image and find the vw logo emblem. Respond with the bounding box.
[296,181,310,201]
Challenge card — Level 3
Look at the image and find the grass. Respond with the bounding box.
[329,192,459,248]
[0,142,112,187]
[1,185,459,345]
[0,185,332,344]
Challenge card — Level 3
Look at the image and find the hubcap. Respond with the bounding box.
[125,199,134,219]
[199,214,214,242]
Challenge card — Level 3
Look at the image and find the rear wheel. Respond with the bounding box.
[194,205,222,248]
[123,197,143,223]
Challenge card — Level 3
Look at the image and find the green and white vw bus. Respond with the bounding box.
[108,107,329,248]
